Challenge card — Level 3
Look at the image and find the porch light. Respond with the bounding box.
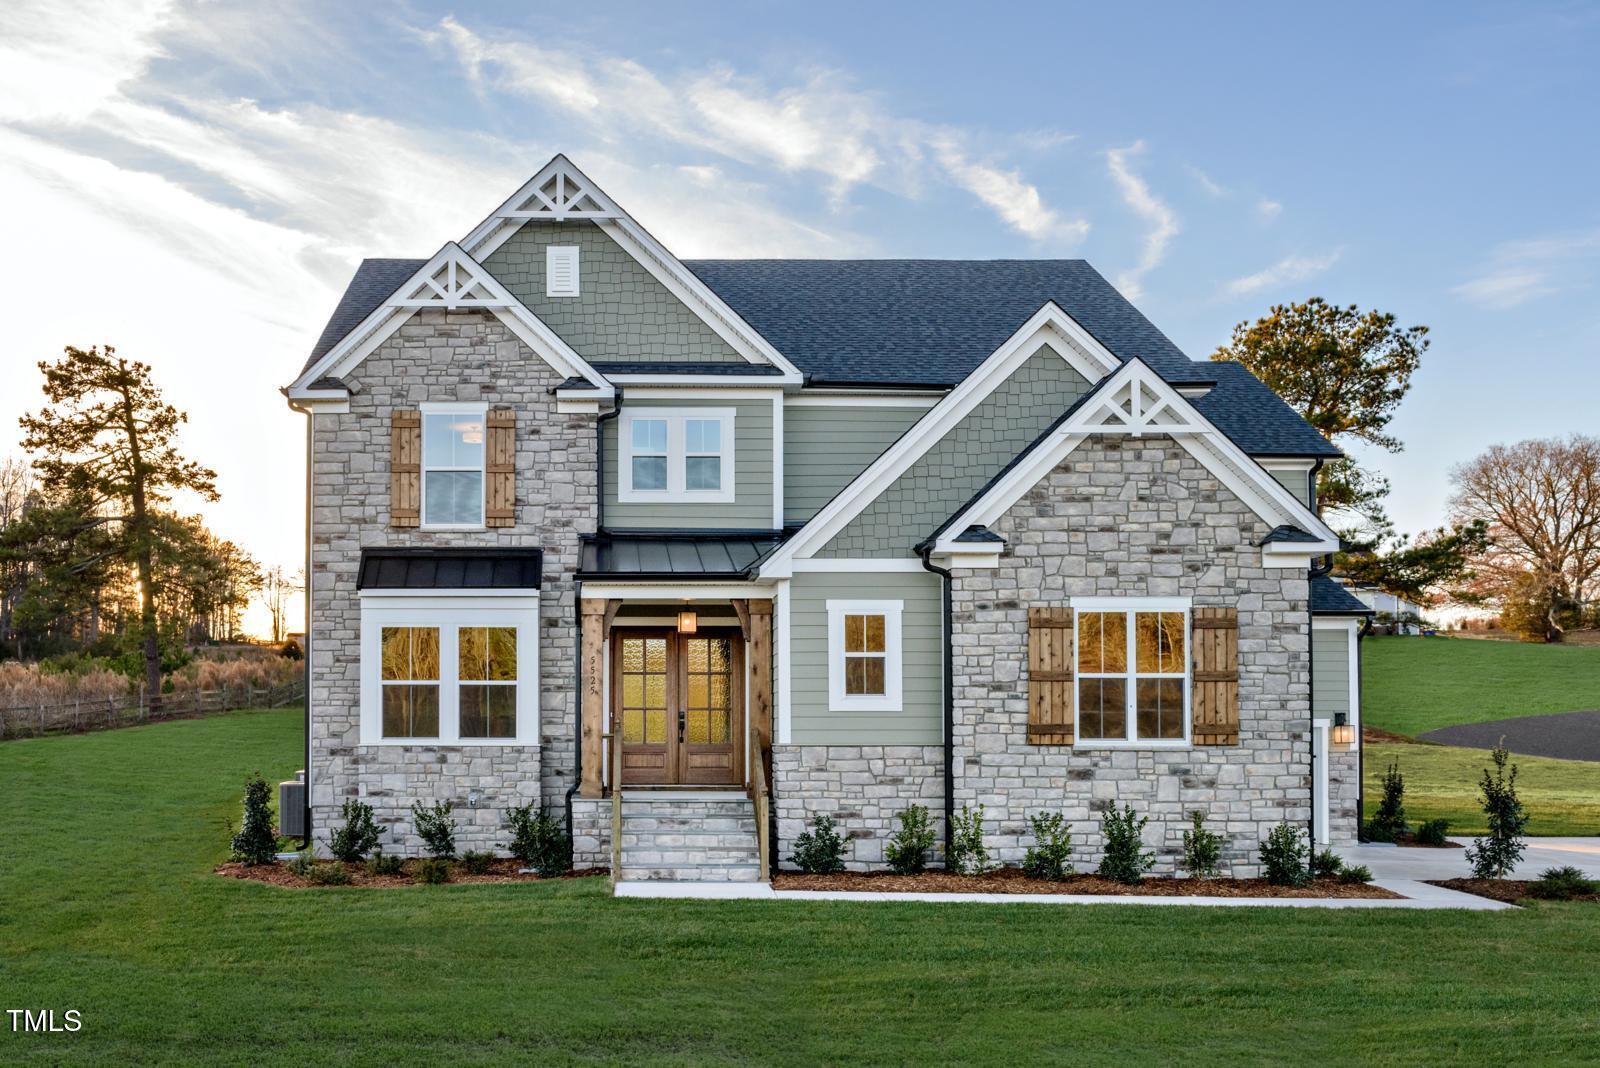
[1331,712,1354,747]
[677,610,698,634]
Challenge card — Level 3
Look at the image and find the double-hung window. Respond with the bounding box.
[619,408,735,502]
[826,600,903,712]
[1075,598,1189,744]
[422,403,486,527]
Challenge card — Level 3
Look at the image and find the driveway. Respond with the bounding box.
[1420,709,1600,762]
[1341,837,1600,881]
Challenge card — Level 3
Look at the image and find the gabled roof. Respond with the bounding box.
[302,258,424,374]
[1192,361,1341,458]
[1312,575,1375,616]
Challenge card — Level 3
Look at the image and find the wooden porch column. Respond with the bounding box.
[579,598,609,798]
[746,599,774,757]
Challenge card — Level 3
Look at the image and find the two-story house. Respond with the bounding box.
[285,155,1370,882]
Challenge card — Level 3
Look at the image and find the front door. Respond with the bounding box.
[613,629,744,786]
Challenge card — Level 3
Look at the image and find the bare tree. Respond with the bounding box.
[1449,435,1600,641]
[262,564,303,644]
[0,458,35,653]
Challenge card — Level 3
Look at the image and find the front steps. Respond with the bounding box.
[617,792,762,882]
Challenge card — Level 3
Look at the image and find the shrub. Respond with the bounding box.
[947,804,995,876]
[1258,822,1311,887]
[306,860,351,886]
[1465,744,1529,879]
[1337,864,1374,885]
[1180,811,1224,878]
[884,804,936,875]
[1367,761,1407,840]
[1096,804,1154,885]
[1415,818,1451,846]
[790,814,848,874]
[459,850,495,876]
[410,800,457,860]
[365,849,404,877]
[1311,848,1343,879]
[1528,866,1598,901]
[230,772,278,866]
[327,798,382,862]
[1021,812,1074,880]
[503,804,571,877]
[416,858,452,884]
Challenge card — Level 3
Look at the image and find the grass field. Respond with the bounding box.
[1365,740,1600,836]
[6,711,1600,1065]
[1361,635,1600,737]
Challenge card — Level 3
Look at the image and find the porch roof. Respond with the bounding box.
[357,547,544,590]
[578,531,789,580]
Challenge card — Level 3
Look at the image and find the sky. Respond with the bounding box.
[2,1,1598,634]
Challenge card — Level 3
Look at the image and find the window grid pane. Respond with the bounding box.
[1078,610,1186,742]
[424,470,483,525]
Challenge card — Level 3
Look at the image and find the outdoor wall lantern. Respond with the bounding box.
[677,610,698,634]
[1331,712,1355,747]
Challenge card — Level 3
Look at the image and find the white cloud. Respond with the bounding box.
[1185,164,1226,197]
[1223,250,1342,297]
[1105,141,1179,299]
[1453,228,1600,309]
[930,138,1089,243]
[1452,267,1557,308]
[0,0,174,122]
[1256,198,1283,221]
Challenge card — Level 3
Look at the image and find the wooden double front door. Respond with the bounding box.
[612,628,744,786]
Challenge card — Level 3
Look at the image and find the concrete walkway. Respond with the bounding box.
[1341,837,1600,881]
[1420,709,1600,762]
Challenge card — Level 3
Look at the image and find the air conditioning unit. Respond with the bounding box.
[279,770,307,838]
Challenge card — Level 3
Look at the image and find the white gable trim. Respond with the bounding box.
[757,303,1120,578]
[459,155,803,383]
[287,243,612,398]
[931,359,1339,557]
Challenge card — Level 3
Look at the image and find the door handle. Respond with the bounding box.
[677,708,685,742]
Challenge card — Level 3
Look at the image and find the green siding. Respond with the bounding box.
[1312,628,1351,719]
[482,220,745,364]
[1268,467,1313,510]
[820,344,1092,556]
[788,570,943,744]
[783,403,926,525]
[602,397,775,529]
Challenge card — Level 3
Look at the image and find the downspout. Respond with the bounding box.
[302,410,313,849]
[919,544,955,861]
[1305,457,1328,848]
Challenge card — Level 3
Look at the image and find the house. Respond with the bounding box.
[1344,582,1426,633]
[284,155,1371,881]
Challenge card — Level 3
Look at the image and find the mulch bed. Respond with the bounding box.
[773,868,1401,899]
[1429,879,1600,906]
[216,858,608,889]
[1387,831,1463,849]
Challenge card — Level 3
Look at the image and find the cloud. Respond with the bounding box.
[1453,228,1600,309]
[1185,164,1226,198]
[1105,141,1179,299]
[1452,267,1557,308]
[1223,250,1342,297]
[1256,198,1283,221]
[0,0,175,122]
[930,137,1089,242]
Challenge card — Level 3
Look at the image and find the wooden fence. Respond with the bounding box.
[0,679,305,740]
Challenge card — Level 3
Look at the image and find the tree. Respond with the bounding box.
[1448,435,1600,642]
[263,565,304,644]
[1336,521,1489,604]
[0,458,35,656]
[19,346,217,704]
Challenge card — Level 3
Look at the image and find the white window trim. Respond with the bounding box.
[619,407,736,503]
[546,245,580,296]
[1070,596,1191,749]
[358,594,540,746]
[420,401,488,530]
[826,599,903,712]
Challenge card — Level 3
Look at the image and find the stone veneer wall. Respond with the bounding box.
[309,309,596,856]
[950,437,1316,877]
[1328,749,1359,845]
[570,797,610,869]
[774,745,945,871]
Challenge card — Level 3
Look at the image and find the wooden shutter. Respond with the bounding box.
[485,408,516,528]
[1027,607,1074,744]
[390,410,421,528]
[1191,606,1239,745]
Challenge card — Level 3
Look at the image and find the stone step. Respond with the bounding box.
[619,864,762,882]
[615,793,764,882]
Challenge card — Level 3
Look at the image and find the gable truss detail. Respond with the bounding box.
[502,165,618,222]
[395,252,510,309]
[1059,361,1207,436]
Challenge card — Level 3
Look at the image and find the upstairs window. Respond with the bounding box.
[619,409,735,502]
[546,246,580,296]
[422,403,486,527]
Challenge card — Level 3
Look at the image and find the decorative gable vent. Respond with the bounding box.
[547,246,580,296]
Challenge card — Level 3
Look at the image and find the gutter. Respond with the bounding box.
[917,543,956,862]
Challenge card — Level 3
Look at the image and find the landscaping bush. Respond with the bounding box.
[1311,848,1343,879]
[1096,804,1154,885]
[504,804,570,877]
[230,772,278,866]
[947,804,994,876]
[1466,744,1529,879]
[306,860,351,886]
[365,849,404,877]
[416,858,452,884]
[327,798,382,862]
[1415,818,1451,846]
[459,850,495,876]
[411,800,457,860]
[1337,864,1374,885]
[1180,811,1223,878]
[790,814,848,874]
[1021,812,1073,881]
[884,804,936,875]
[1258,822,1311,887]
[1366,761,1407,841]
[1528,866,1598,900]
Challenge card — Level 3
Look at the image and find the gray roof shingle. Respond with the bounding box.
[1312,575,1374,616]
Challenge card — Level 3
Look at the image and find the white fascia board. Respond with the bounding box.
[791,558,928,573]
[929,549,1002,570]
[1259,458,1318,471]
[612,383,787,398]
[759,304,1117,576]
[578,582,779,601]
[786,393,942,408]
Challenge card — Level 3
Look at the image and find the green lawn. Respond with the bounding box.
[1365,740,1600,836]
[1362,635,1600,737]
[5,711,1600,1064]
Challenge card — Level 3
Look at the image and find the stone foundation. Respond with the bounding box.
[571,796,611,868]
[774,744,945,871]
